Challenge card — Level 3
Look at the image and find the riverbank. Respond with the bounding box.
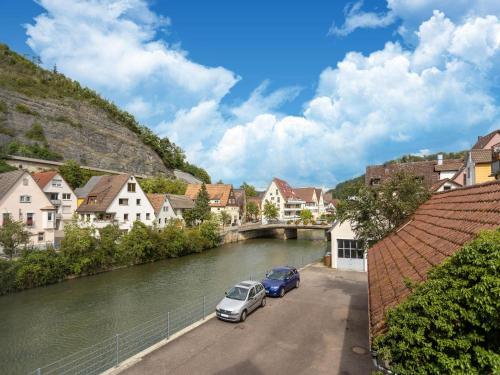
[0,239,327,375]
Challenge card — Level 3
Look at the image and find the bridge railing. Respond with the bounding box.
[28,252,323,375]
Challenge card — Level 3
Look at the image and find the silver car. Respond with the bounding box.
[216,281,266,322]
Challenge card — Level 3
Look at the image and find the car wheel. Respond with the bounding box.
[240,310,247,322]
[261,297,266,307]
[295,280,300,289]
[279,288,285,298]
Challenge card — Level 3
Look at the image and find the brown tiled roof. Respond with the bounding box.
[76,174,130,213]
[365,161,439,188]
[274,177,301,200]
[166,194,195,210]
[31,171,59,189]
[293,187,316,203]
[0,170,25,200]
[147,193,166,216]
[433,159,464,172]
[472,129,500,149]
[184,184,235,207]
[368,181,500,340]
[470,149,492,163]
[429,178,461,192]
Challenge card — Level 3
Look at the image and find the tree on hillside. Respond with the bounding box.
[263,201,279,222]
[59,160,92,189]
[246,201,260,222]
[191,183,211,223]
[240,182,257,197]
[337,171,430,244]
[299,209,313,224]
[0,218,30,259]
[374,229,500,374]
[139,176,187,195]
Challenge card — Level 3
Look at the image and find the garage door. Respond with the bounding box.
[337,239,366,272]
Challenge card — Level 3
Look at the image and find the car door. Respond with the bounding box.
[255,284,264,304]
[247,287,258,312]
[286,270,295,291]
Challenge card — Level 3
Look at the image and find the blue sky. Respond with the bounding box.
[1,0,499,188]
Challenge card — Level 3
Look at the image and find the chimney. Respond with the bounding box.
[437,154,443,165]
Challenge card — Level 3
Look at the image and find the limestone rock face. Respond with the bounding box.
[0,88,172,177]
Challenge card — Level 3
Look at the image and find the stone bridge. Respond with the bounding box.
[221,223,332,244]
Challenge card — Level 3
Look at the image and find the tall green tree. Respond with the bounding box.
[374,229,500,374]
[0,218,30,259]
[219,211,231,229]
[192,183,211,223]
[59,160,92,189]
[337,171,430,244]
[263,201,279,221]
[61,221,98,274]
[246,201,260,221]
[240,182,257,197]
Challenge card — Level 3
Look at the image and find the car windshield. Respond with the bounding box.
[267,269,288,281]
[226,286,249,301]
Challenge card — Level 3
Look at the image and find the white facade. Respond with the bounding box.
[211,205,240,225]
[154,197,178,227]
[330,220,367,272]
[0,172,56,249]
[79,176,155,231]
[261,180,305,222]
[40,173,77,232]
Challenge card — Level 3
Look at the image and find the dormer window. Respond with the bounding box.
[87,196,97,204]
[127,183,136,192]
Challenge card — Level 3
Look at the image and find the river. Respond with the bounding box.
[0,238,327,374]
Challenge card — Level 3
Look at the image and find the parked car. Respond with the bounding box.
[216,281,266,322]
[261,266,300,297]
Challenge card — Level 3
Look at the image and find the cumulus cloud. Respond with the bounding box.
[25,0,239,116]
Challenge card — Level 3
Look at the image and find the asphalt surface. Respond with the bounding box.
[120,264,373,375]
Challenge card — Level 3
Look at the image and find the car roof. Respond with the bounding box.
[272,266,295,271]
[235,280,261,288]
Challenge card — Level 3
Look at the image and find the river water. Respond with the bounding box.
[0,239,327,374]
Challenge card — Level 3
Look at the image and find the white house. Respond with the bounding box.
[330,220,367,272]
[147,193,181,227]
[32,171,77,240]
[261,178,305,222]
[294,187,326,219]
[166,194,195,220]
[184,184,240,225]
[76,174,155,231]
[0,170,57,251]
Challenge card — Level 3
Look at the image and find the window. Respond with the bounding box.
[124,213,129,222]
[62,205,72,214]
[249,287,256,299]
[136,199,141,205]
[38,232,44,241]
[136,213,141,220]
[86,214,91,221]
[87,196,97,204]
[277,197,280,203]
[52,179,62,187]
[158,218,161,224]
[146,213,150,220]
[47,212,54,221]
[119,198,129,206]
[443,185,451,191]
[256,284,263,293]
[50,193,58,200]
[22,178,29,186]
[127,183,136,192]
[163,206,169,212]
[62,193,71,200]
[26,213,34,227]
[164,218,168,223]
[337,239,364,259]
[20,195,31,203]
[275,189,278,195]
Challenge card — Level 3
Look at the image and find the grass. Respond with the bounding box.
[15,103,38,116]
[53,115,82,128]
[24,122,46,142]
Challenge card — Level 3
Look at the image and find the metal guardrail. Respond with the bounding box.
[29,253,323,375]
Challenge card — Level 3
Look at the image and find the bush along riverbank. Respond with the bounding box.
[0,219,220,295]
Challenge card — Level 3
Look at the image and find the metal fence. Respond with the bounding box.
[29,253,323,375]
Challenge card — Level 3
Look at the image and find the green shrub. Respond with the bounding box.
[118,221,154,264]
[0,124,15,136]
[4,140,63,161]
[0,258,19,295]
[374,229,500,374]
[15,103,37,116]
[16,249,68,289]
[61,223,99,274]
[0,100,7,113]
[25,122,46,141]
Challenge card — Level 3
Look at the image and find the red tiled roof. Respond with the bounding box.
[184,184,236,207]
[470,149,493,163]
[368,180,500,340]
[76,174,130,213]
[472,129,500,149]
[147,193,166,216]
[32,171,59,189]
[274,177,300,200]
[433,159,464,172]
[293,187,316,203]
[365,161,439,188]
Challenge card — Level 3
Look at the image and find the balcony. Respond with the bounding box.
[50,199,61,206]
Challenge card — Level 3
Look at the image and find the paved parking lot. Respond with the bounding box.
[119,264,373,375]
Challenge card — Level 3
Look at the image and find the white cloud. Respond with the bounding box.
[26,0,239,114]
[328,1,396,37]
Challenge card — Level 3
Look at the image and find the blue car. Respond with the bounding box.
[261,266,300,297]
